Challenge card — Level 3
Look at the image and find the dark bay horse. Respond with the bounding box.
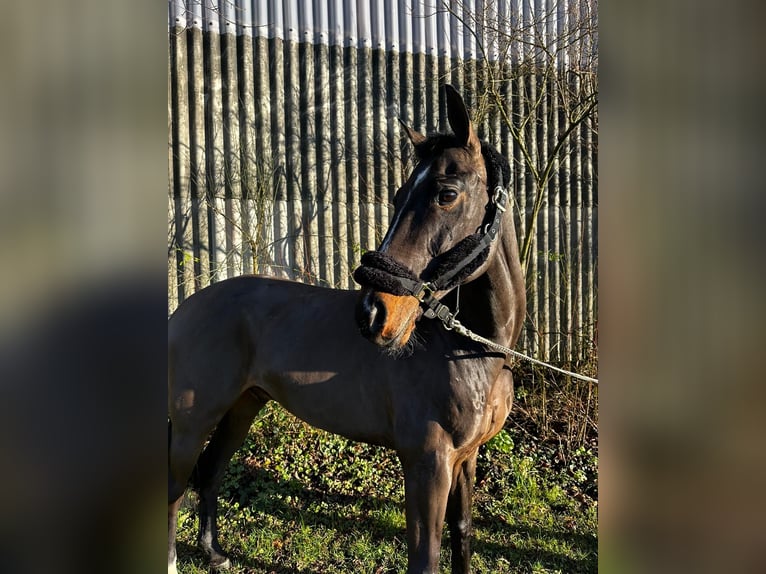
[168,85,526,574]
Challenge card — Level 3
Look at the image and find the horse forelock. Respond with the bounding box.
[412,133,464,160]
[413,133,510,193]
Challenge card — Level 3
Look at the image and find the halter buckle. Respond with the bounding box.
[493,186,508,212]
[415,282,435,303]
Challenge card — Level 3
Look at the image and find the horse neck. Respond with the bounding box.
[459,213,526,347]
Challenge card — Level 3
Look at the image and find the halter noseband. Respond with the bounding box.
[353,141,510,321]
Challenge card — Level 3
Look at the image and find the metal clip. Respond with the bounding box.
[435,304,452,323]
[493,186,508,212]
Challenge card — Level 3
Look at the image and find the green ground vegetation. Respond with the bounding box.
[175,363,598,573]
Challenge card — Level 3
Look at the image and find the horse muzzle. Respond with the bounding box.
[355,289,421,351]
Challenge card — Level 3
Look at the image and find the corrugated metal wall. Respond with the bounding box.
[168,0,597,363]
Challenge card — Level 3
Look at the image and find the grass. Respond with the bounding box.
[175,365,597,573]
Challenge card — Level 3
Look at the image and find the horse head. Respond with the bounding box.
[354,85,510,354]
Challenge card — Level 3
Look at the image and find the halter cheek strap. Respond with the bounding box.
[353,141,510,316]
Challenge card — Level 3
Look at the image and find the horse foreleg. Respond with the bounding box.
[195,391,267,570]
[168,422,211,574]
[168,420,182,574]
[168,494,183,574]
[446,451,478,574]
[401,449,454,574]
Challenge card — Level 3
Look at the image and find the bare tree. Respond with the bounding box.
[441,0,598,269]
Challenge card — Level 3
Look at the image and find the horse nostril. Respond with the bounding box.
[369,297,387,336]
[356,291,387,339]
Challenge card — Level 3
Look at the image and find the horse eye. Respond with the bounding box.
[438,189,459,205]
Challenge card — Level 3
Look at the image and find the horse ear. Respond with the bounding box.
[398,118,426,146]
[445,84,480,152]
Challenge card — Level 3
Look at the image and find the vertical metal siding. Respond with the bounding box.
[168,0,598,362]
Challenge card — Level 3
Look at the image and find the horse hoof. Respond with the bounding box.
[210,557,231,570]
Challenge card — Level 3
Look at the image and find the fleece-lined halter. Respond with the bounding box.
[353,140,510,321]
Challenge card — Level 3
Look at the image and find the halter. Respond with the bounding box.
[353,141,510,322]
[352,142,600,385]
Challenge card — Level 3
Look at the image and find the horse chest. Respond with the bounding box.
[442,363,511,450]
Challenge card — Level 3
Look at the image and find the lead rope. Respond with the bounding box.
[418,283,598,384]
[441,313,599,385]
[417,221,598,384]
[355,155,598,384]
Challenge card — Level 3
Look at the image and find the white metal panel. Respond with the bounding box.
[448,0,462,58]
[558,0,569,69]
[235,0,251,31]
[328,0,344,46]
[412,0,425,54]
[398,0,412,53]
[283,0,299,42]
[168,0,177,25]
[234,1,249,34]
[371,0,386,50]
[474,0,485,57]
[343,0,356,47]
[463,0,476,59]
[221,0,237,33]
[253,0,269,35]
[384,0,398,51]
[169,0,185,29]
[423,0,437,56]
[436,0,449,57]
[201,0,219,35]
[167,1,596,67]
[314,1,329,45]
[488,0,500,60]
[268,0,284,39]
[298,0,313,44]
[188,0,204,28]
[356,0,371,49]
[523,0,533,61]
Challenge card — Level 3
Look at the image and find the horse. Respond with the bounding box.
[168,84,526,574]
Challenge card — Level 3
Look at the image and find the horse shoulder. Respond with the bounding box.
[444,359,513,455]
